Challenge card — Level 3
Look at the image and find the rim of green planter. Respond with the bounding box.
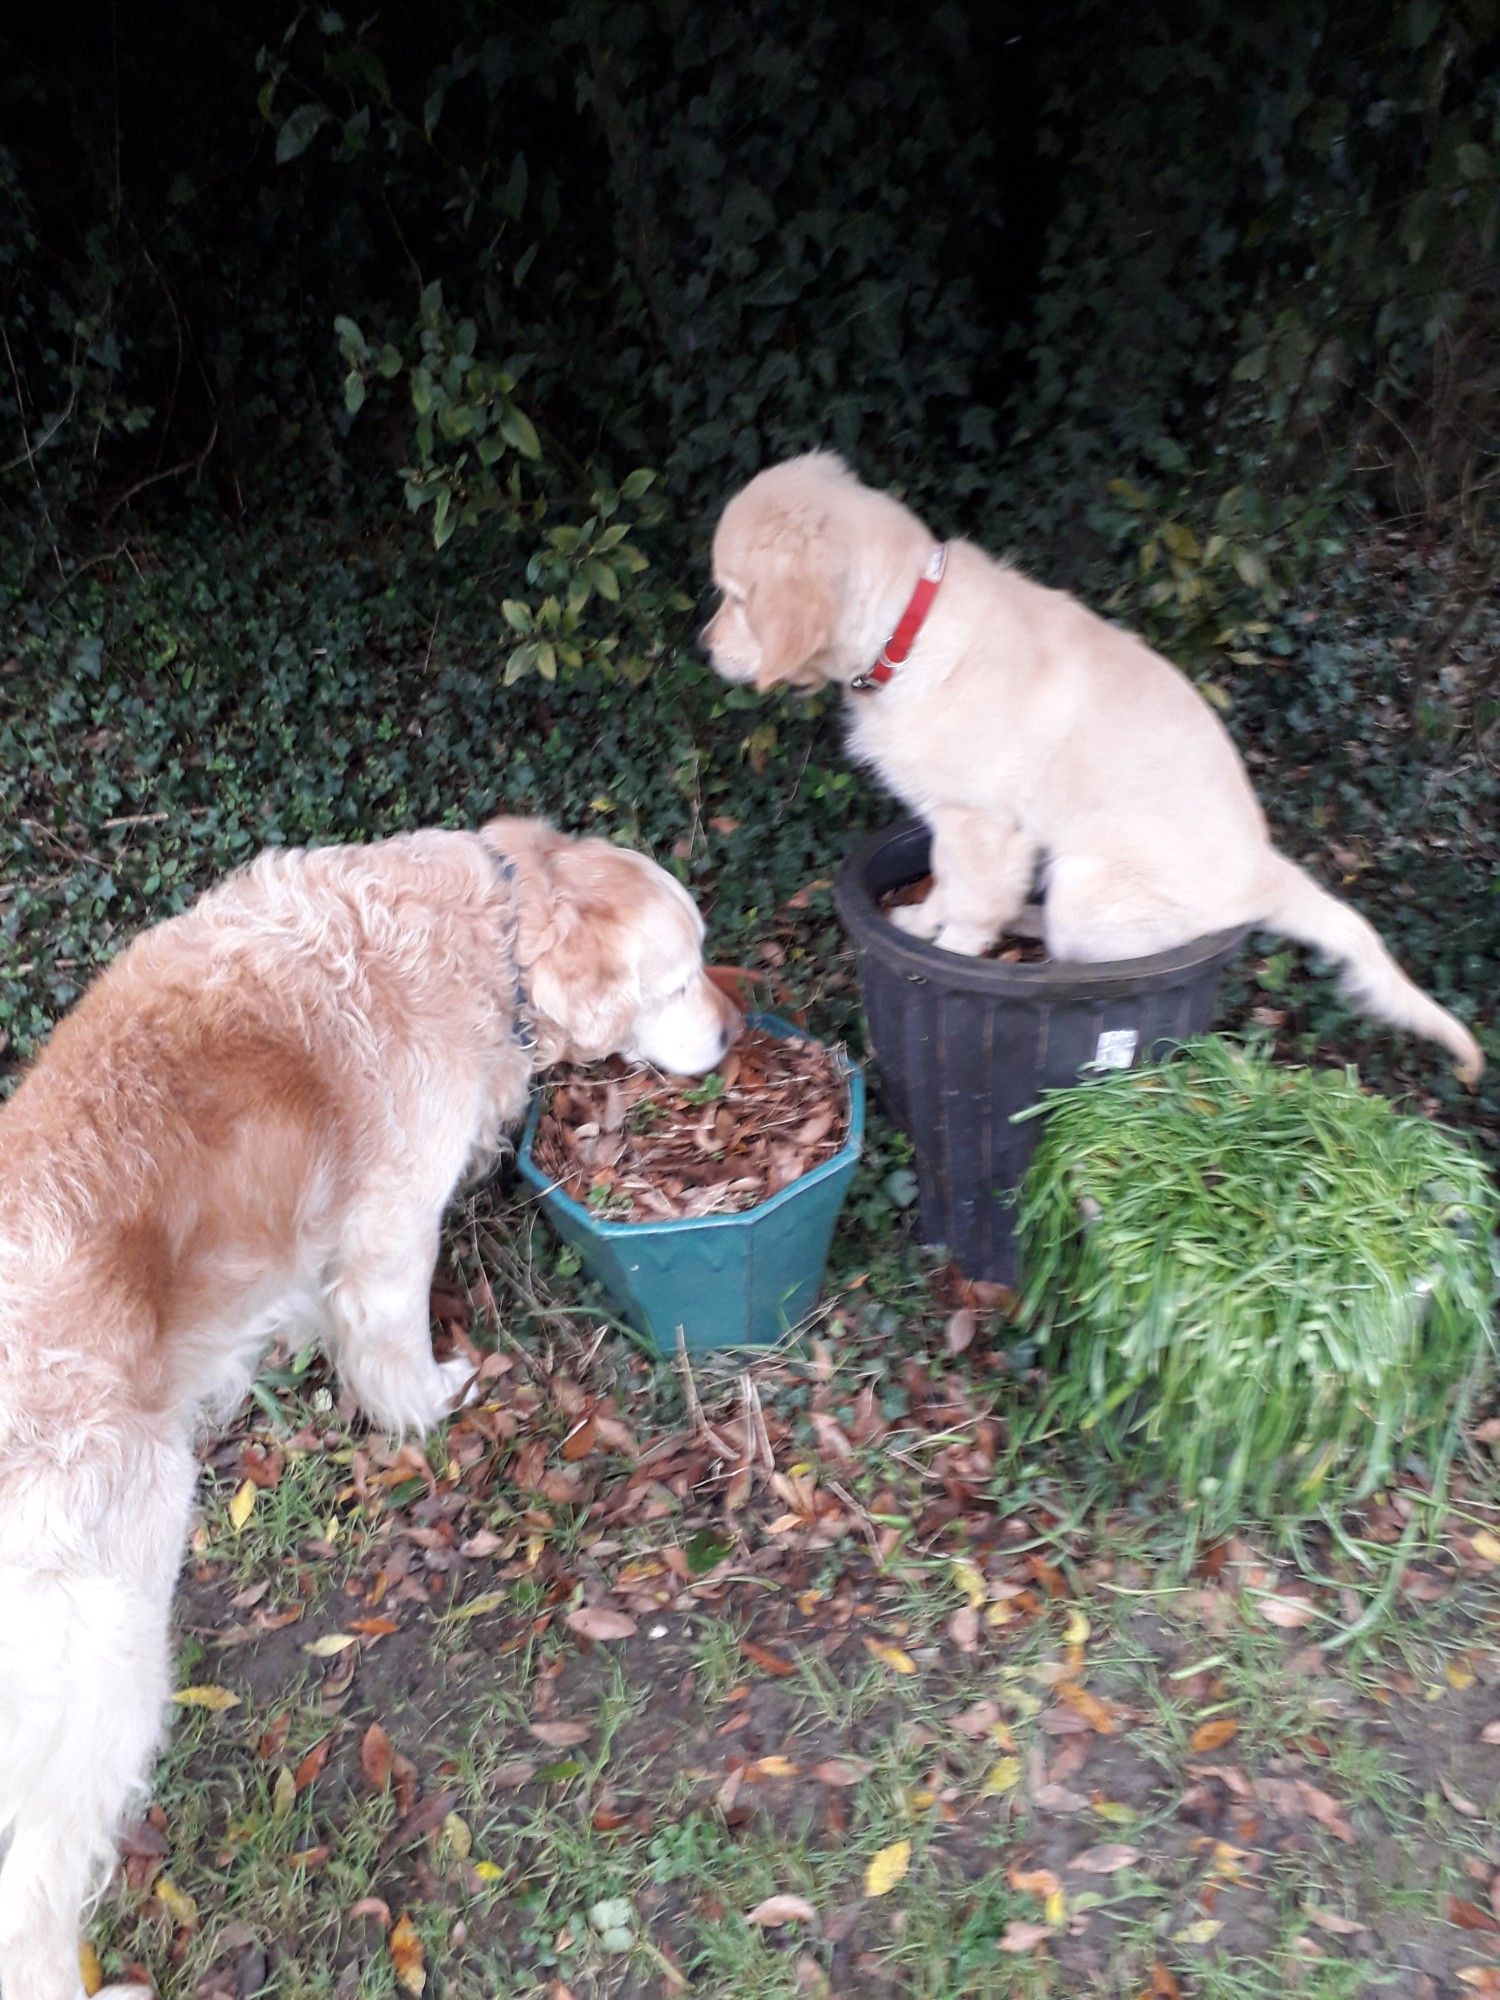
[515,1010,865,1243]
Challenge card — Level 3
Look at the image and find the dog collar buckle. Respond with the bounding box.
[853,543,947,693]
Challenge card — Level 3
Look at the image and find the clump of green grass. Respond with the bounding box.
[1017,1038,1497,1533]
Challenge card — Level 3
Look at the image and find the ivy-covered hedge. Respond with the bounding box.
[3,0,1495,631]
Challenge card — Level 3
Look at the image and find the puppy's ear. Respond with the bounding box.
[748,565,834,691]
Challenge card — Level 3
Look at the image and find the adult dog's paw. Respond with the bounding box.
[437,1354,483,1413]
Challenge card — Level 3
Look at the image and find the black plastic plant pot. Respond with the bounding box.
[834,820,1248,1285]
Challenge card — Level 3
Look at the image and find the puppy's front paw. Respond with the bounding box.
[931,921,996,958]
[890,898,943,941]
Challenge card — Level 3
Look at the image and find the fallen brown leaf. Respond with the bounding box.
[809,1759,869,1788]
[1058,1682,1119,1734]
[360,1723,394,1793]
[1070,1844,1140,1875]
[293,1736,332,1794]
[999,1920,1052,1953]
[1447,1896,1500,1935]
[746,1895,818,1928]
[387,1789,461,1852]
[1258,1594,1316,1628]
[741,1640,797,1677]
[948,1700,1002,1738]
[528,1719,592,1747]
[945,1308,977,1356]
[1190,1718,1240,1754]
[1307,1907,1366,1936]
[1009,1866,1063,1898]
[566,1605,637,1643]
[1031,1782,1088,1814]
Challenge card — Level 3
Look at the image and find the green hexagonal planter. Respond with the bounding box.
[516,1013,864,1356]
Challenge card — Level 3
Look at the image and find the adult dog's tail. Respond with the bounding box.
[1259,852,1484,1084]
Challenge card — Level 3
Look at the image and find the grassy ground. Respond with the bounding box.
[2,509,1498,1997]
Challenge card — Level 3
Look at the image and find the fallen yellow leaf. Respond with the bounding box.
[271,1766,296,1817]
[301,1632,358,1658]
[978,1756,1022,1800]
[864,1839,911,1898]
[228,1481,256,1533]
[473,1859,504,1883]
[155,1876,198,1927]
[1446,1661,1476,1692]
[951,1559,987,1610]
[1094,1800,1138,1826]
[1470,1529,1500,1565]
[444,1590,508,1623]
[1062,1607,1091,1648]
[78,1943,104,1996]
[1173,1918,1223,1946]
[863,1638,918,1676]
[443,1813,472,1860]
[1044,1887,1068,1926]
[172,1684,241,1711]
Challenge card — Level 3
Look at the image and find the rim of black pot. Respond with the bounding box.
[834,820,1251,998]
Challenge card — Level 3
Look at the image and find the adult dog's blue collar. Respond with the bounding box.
[488,848,538,1060]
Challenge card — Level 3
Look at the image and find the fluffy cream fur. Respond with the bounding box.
[0,816,737,2000]
[705,451,1483,1083]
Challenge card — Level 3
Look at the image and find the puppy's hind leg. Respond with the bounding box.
[325,1205,478,1437]
[1043,852,1196,962]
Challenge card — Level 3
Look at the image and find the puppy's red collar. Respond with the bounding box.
[851,543,948,692]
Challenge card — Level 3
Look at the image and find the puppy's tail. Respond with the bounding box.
[1258,852,1484,1085]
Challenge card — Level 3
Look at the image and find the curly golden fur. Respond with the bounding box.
[0,816,736,2000]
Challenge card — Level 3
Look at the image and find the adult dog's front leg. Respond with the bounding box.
[326,1207,479,1435]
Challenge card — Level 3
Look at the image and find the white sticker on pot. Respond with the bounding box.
[1093,1028,1138,1070]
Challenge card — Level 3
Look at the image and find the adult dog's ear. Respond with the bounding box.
[523,899,639,1064]
[748,563,834,691]
[484,821,640,1062]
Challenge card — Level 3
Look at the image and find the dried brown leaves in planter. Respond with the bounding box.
[878,874,1050,964]
[532,1028,849,1222]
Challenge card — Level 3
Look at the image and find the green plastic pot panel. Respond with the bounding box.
[516,1013,864,1356]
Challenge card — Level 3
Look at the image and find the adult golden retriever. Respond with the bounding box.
[704,451,1482,1083]
[0,816,738,2000]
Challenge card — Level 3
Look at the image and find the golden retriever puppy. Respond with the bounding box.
[704,451,1483,1083]
[0,816,737,2000]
